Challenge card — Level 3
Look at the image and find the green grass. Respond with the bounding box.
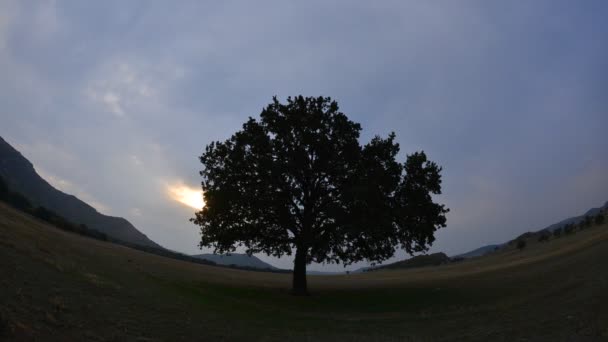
[1,202,608,341]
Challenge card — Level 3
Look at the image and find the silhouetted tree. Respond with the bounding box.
[192,96,448,295]
[564,223,575,235]
[516,239,526,251]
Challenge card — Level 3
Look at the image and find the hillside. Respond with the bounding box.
[192,253,278,270]
[0,136,160,248]
[452,245,501,259]
[453,200,607,259]
[358,252,450,272]
[542,201,608,232]
[1,201,607,340]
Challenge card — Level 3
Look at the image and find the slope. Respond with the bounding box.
[1,201,607,341]
[453,200,607,259]
[0,136,160,248]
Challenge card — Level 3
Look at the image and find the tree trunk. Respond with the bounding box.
[292,246,308,295]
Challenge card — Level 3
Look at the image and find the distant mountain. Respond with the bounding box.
[453,200,608,259]
[0,136,160,248]
[192,253,278,270]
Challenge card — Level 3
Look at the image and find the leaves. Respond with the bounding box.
[192,96,448,267]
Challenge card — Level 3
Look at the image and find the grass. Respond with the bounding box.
[1,201,608,341]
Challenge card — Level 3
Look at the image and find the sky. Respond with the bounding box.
[1,1,607,271]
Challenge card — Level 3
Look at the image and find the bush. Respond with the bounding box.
[564,224,575,235]
[580,216,593,229]
[516,239,526,250]
[33,206,55,221]
[553,227,563,238]
[537,232,550,242]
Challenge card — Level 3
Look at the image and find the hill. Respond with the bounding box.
[453,201,607,259]
[1,201,607,340]
[541,201,608,232]
[452,244,502,259]
[192,253,278,270]
[360,252,450,272]
[0,136,160,248]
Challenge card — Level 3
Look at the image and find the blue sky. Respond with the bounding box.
[1,1,607,271]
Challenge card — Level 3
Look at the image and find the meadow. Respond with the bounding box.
[1,202,607,341]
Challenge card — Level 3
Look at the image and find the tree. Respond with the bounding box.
[0,175,8,196]
[553,227,562,238]
[581,215,593,229]
[595,213,605,226]
[537,231,550,242]
[192,96,448,295]
[516,239,526,251]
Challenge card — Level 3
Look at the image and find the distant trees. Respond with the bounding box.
[0,175,7,194]
[192,96,448,295]
[564,223,575,235]
[0,174,108,241]
[0,175,32,211]
[450,256,465,263]
[516,239,526,251]
[553,227,563,238]
[580,216,593,230]
[594,213,605,226]
[537,231,551,242]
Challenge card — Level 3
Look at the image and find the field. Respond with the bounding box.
[1,202,607,341]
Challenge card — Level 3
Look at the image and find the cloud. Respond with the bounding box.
[130,208,142,217]
[1,1,607,269]
[31,0,61,42]
[0,0,18,49]
[83,57,188,119]
[129,155,143,166]
[84,61,151,117]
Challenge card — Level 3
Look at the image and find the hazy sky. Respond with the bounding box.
[1,1,607,271]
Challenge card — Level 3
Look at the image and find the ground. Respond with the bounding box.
[1,202,607,341]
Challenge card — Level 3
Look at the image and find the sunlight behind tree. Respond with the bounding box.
[167,183,204,210]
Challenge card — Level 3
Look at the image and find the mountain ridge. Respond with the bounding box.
[0,136,160,248]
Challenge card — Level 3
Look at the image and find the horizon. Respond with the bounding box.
[2,1,607,271]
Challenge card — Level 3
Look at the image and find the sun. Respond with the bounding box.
[167,183,205,210]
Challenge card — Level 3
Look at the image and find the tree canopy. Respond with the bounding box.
[192,96,448,294]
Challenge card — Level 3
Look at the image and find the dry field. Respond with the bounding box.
[1,202,607,341]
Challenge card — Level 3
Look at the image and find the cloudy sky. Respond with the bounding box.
[1,1,607,271]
